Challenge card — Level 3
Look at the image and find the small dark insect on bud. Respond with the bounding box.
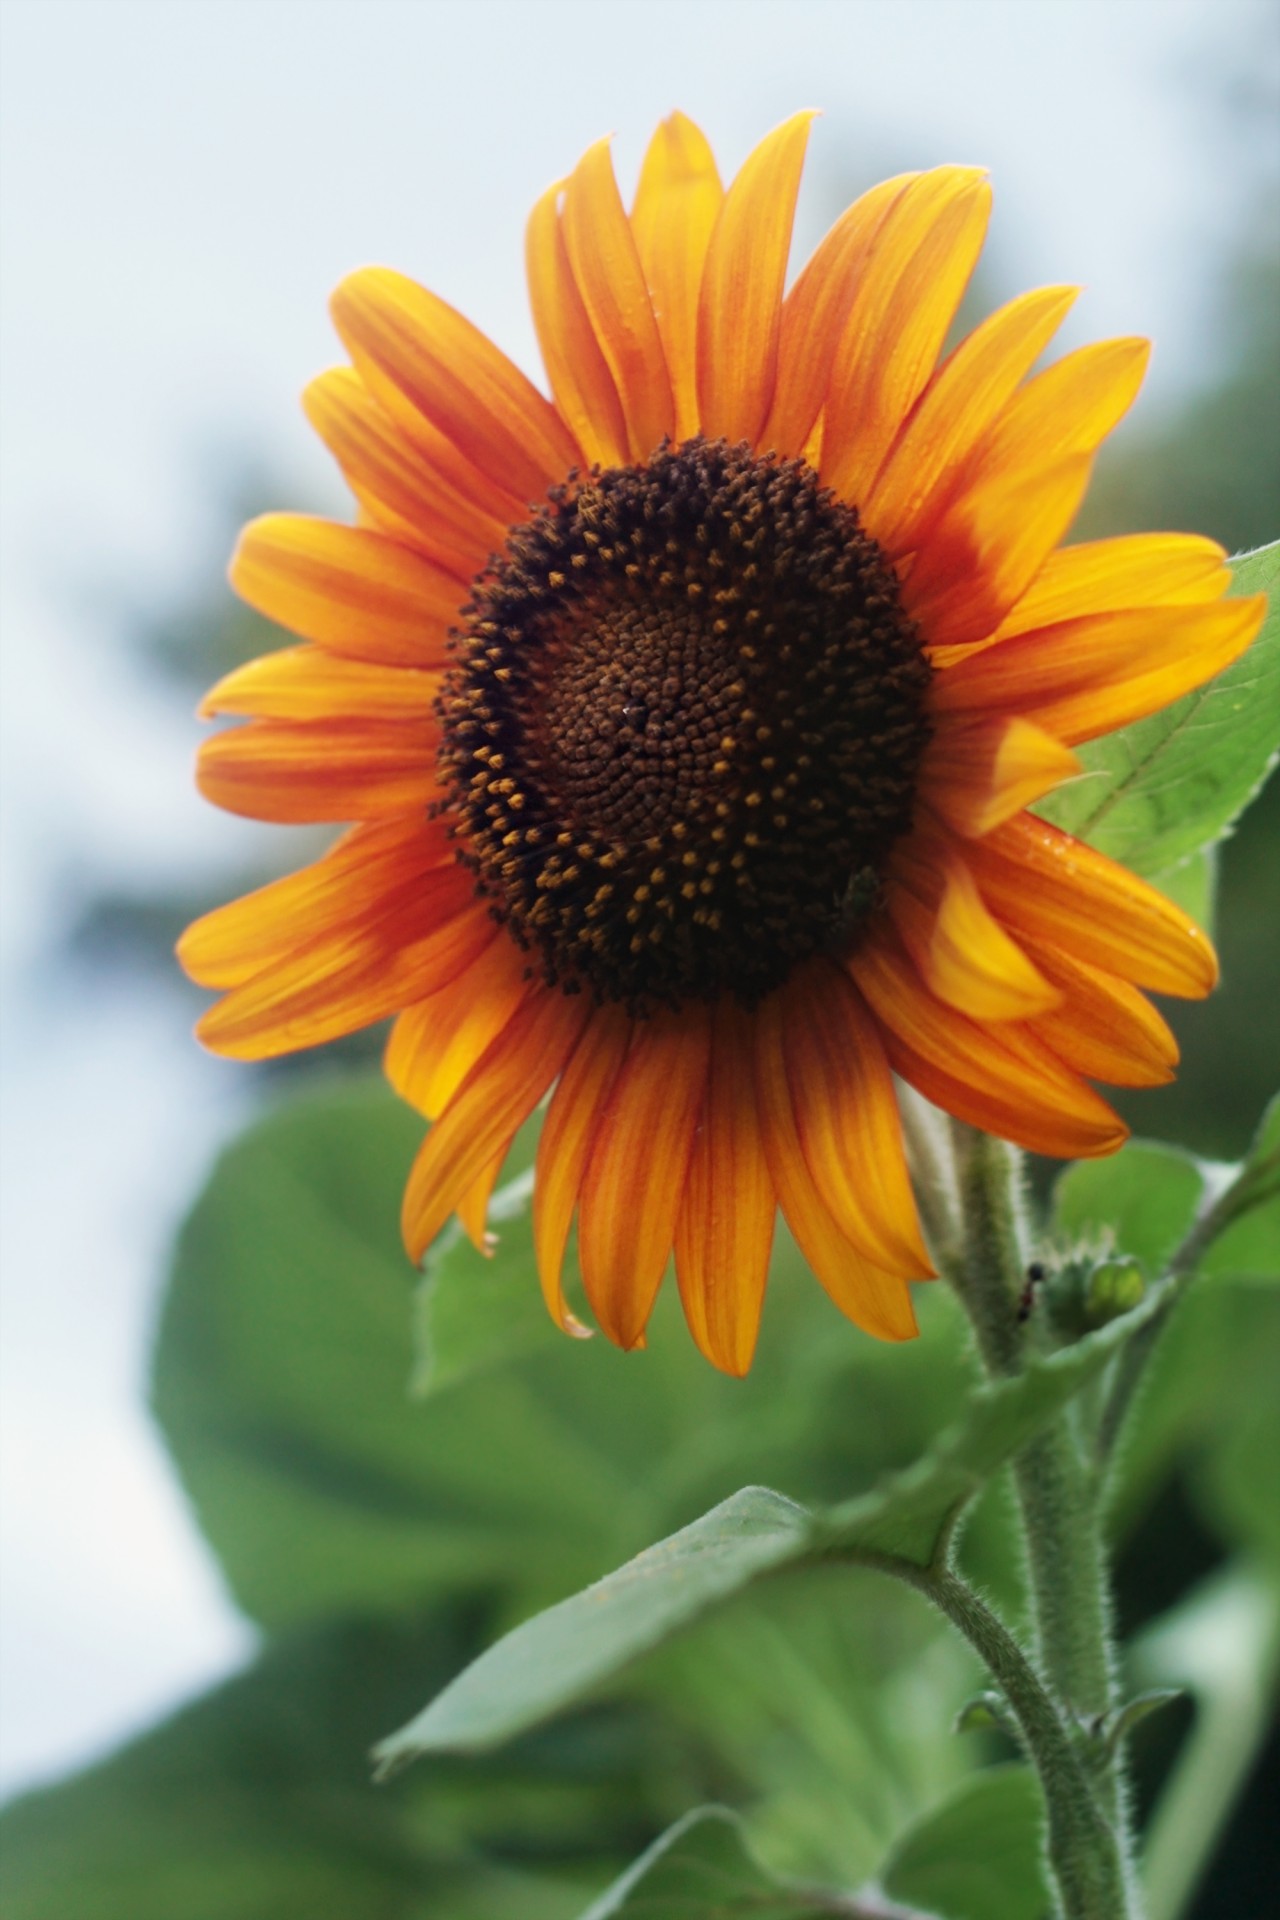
[1017,1261,1048,1324]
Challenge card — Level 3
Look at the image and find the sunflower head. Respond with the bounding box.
[181,111,1266,1375]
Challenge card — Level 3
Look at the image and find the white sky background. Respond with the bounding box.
[0,0,1270,1798]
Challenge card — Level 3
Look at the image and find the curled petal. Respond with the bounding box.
[385,932,531,1120]
[920,716,1082,838]
[402,987,590,1262]
[534,1008,633,1333]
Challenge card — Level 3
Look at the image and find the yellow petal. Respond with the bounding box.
[631,113,724,443]
[673,996,776,1377]
[229,514,464,666]
[889,854,1061,1022]
[864,284,1079,556]
[561,137,675,461]
[822,167,991,507]
[534,1008,633,1333]
[993,532,1231,637]
[696,110,815,445]
[199,645,440,723]
[760,172,916,459]
[577,1006,711,1350]
[302,367,507,578]
[525,179,630,469]
[966,814,1219,999]
[920,716,1082,838]
[331,267,577,506]
[402,987,590,1262]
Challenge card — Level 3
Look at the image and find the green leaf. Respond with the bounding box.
[152,1078,649,1628]
[378,1285,1167,1766]
[1200,1091,1280,1283]
[0,1614,611,1920]
[577,1807,839,1919]
[1038,539,1280,873]
[1053,1141,1205,1273]
[375,1488,812,1770]
[881,1766,1049,1920]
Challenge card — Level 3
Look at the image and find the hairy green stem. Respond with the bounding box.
[948,1129,1119,1719]
[889,1556,1132,1920]
[944,1125,1137,1907]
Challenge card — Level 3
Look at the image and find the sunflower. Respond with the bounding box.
[180,112,1265,1375]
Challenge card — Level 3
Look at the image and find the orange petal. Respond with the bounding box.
[930,597,1266,744]
[178,815,452,989]
[974,334,1150,475]
[992,532,1231,638]
[455,1153,507,1251]
[229,514,464,667]
[673,997,777,1376]
[849,924,1128,1160]
[903,451,1095,648]
[525,179,629,469]
[920,716,1082,838]
[302,368,508,579]
[385,930,531,1119]
[864,284,1078,556]
[753,986,918,1341]
[533,1007,633,1333]
[199,645,441,723]
[965,814,1219,998]
[696,110,815,446]
[760,172,916,460]
[631,112,724,443]
[196,883,489,1060]
[822,167,992,508]
[561,137,675,462]
[577,1005,711,1351]
[331,268,577,508]
[1022,937,1179,1088]
[780,961,933,1274]
[196,717,438,822]
[888,852,1061,1022]
[402,985,590,1262]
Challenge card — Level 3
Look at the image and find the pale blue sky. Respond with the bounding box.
[0,0,1269,1797]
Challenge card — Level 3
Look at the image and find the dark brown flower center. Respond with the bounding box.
[438,437,931,1011]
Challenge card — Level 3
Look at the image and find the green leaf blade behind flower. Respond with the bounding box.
[1038,539,1279,875]
[881,1766,1050,1920]
[577,1805,840,1919]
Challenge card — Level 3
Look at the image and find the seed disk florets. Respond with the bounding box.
[438,436,931,1009]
